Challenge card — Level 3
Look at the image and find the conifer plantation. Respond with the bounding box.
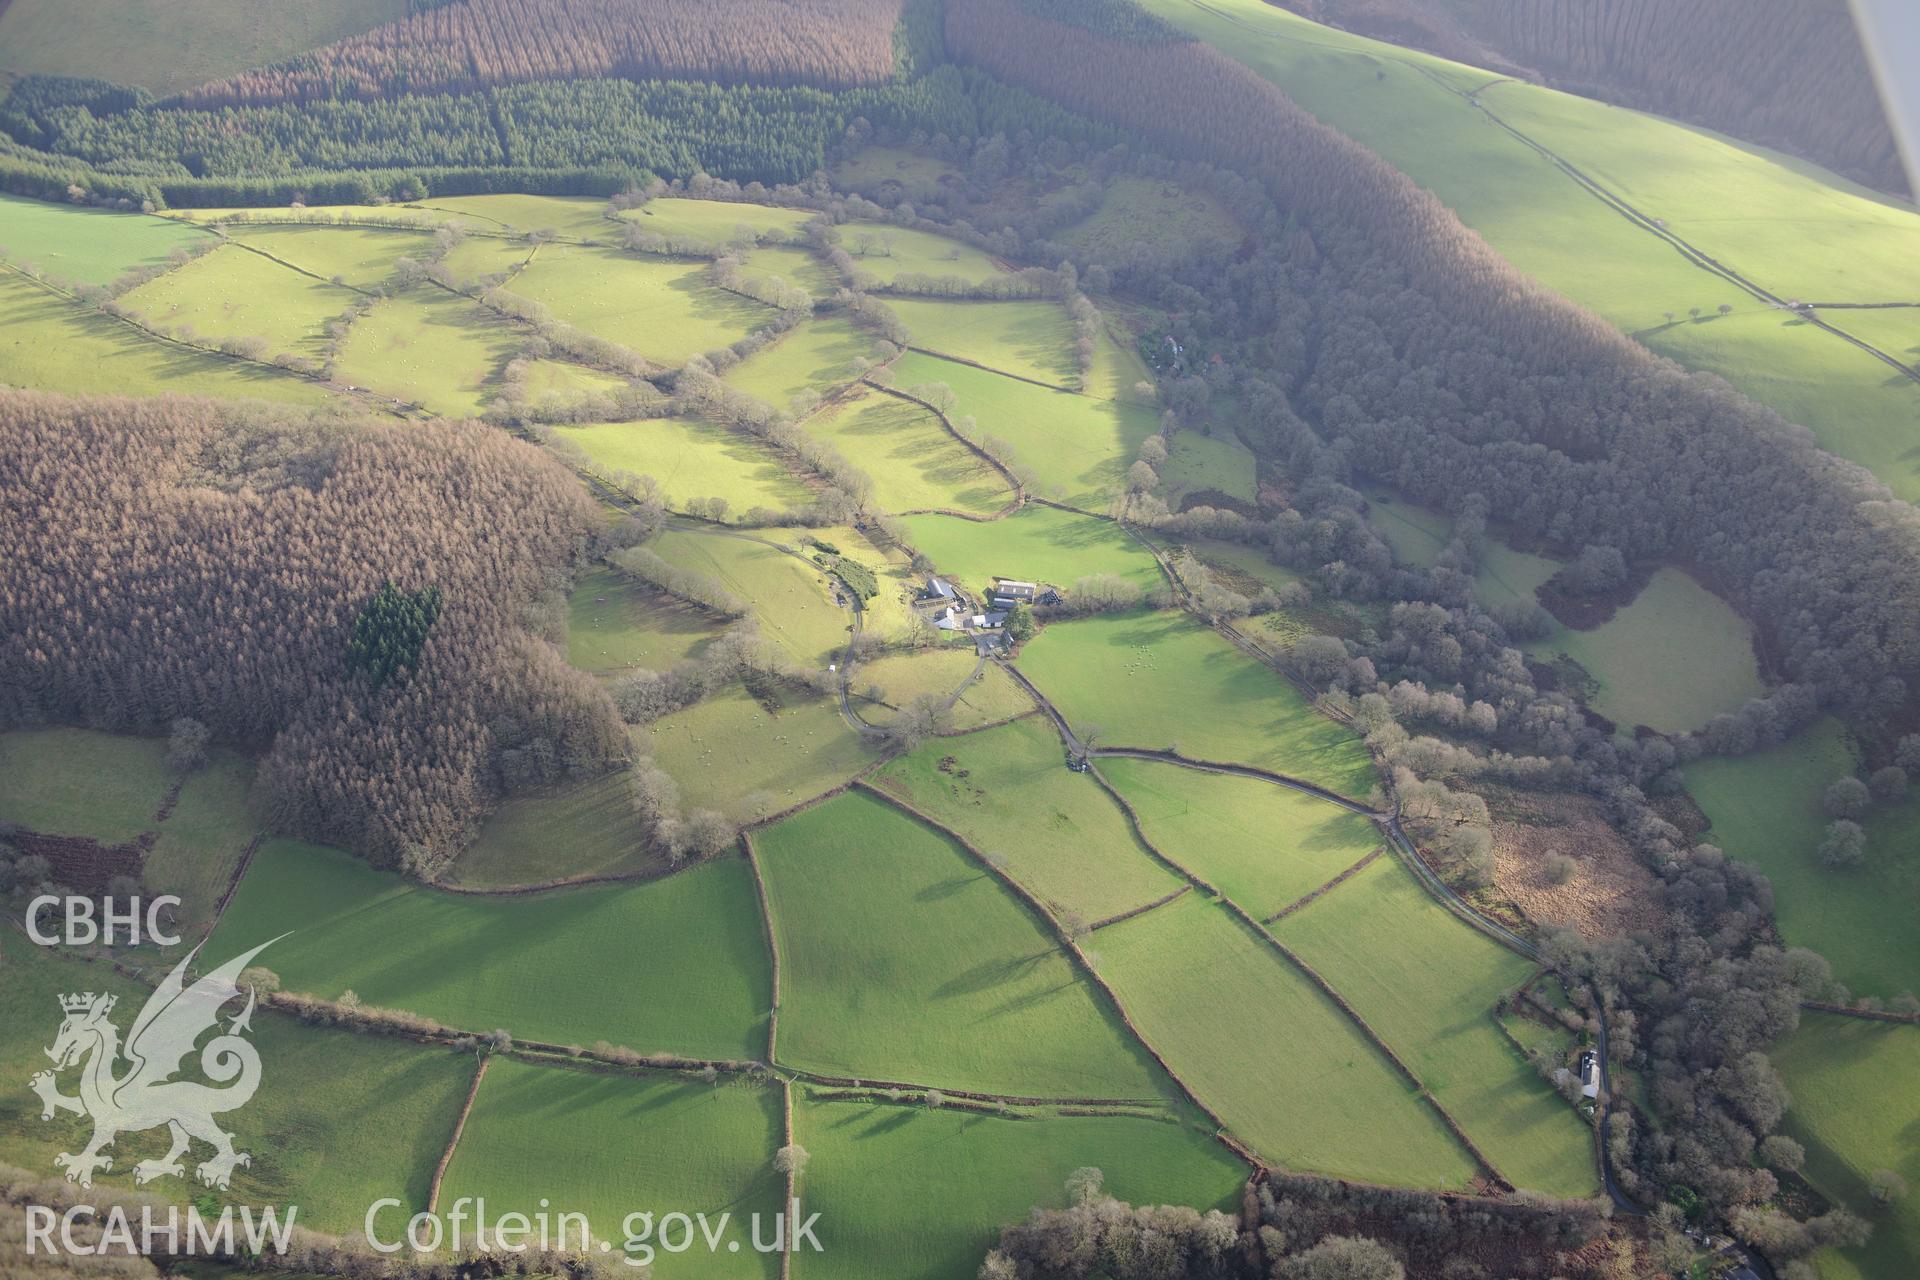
[0,391,624,862]
[175,0,908,108]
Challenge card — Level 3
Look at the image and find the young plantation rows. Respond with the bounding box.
[2,182,1894,1276]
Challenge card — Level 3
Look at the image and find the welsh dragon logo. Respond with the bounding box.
[29,938,283,1190]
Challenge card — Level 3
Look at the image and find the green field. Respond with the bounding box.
[0,194,212,286]
[621,198,817,249]
[1100,756,1380,919]
[849,649,1030,732]
[0,726,178,842]
[210,840,771,1058]
[834,223,1007,287]
[1057,177,1243,266]
[449,771,662,888]
[1773,1015,1920,1280]
[420,195,620,243]
[1160,429,1257,504]
[228,223,429,288]
[334,285,521,417]
[892,351,1155,508]
[519,357,634,410]
[899,505,1161,596]
[1017,611,1379,798]
[513,246,771,365]
[1363,489,1561,612]
[1134,0,1920,502]
[738,243,839,295]
[0,727,257,929]
[874,717,1182,922]
[0,272,335,404]
[1685,720,1920,1000]
[755,792,1168,1100]
[888,299,1076,386]
[553,418,813,519]
[802,388,1011,516]
[441,1059,785,1276]
[1093,894,1476,1185]
[723,315,875,411]
[1273,857,1599,1198]
[1473,82,1920,309]
[140,751,259,931]
[0,931,470,1234]
[1526,567,1766,734]
[442,234,538,284]
[0,0,407,94]
[831,148,962,204]
[793,1098,1246,1280]
[121,243,357,359]
[1643,310,1920,502]
[567,564,727,675]
[647,527,851,665]
[643,684,874,821]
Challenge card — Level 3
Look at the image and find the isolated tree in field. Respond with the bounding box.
[1544,852,1577,885]
[1823,776,1870,820]
[1869,1169,1908,1205]
[1719,303,1734,317]
[1276,1234,1404,1280]
[1065,1166,1104,1206]
[1819,819,1866,869]
[166,717,210,773]
[773,1144,809,1175]
[885,693,952,754]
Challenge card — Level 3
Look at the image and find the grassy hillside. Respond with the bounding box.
[643,683,875,821]
[1773,1015,1920,1280]
[1685,721,1920,1000]
[1017,611,1379,798]
[0,931,470,1234]
[1093,893,1477,1186]
[0,194,211,285]
[0,0,408,95]
[1133,0,1920,502]
[892,351,1157,509]
[1273,856,1598,1198]
[210,840,772,1058]
[899,505,1162,595]
[874,717,1183,922]
[755,791,1170,1099]
[441,1059,785,1276]
[1100,755,1381,919]
[793,1098,1246,1280]
[802,388,1013,516]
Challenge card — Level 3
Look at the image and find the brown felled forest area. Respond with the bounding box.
[171,0,907,108]
[0,390,625,867]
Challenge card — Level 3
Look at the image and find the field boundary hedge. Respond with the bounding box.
[849,779,1252,1159]
[1085,761,1508,1188]
[425,1055,488,1214]
[863,378,1027,517]
[741,829,783,1062]
[1263,847,1385,924]
[1088,883,1191,932]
